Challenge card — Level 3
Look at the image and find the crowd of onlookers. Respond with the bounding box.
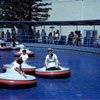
[1,28,100,47]
[0,28,16,41]
[0,28,17,47]
[67,30,82,46]
[30,29,60,44]
[0,29,60,44]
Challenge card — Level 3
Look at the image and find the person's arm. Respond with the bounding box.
[12,61,27,78]
[55,58,59,67]
[15,67,27,78]
[45,58,48,69]
[26,55,29,62]
[44,55,48,69]
[11,62,14,66]
[54,54,60,67]
[15,67,21,74]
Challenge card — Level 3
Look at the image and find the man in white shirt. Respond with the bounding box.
[45,48,60,70]
[20,50,29,62]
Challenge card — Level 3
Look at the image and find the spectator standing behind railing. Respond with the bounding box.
[41,29,46,43]
[6,30,11,41]
[70,32,74,45]
[35,30,40,43]
[74,31,78,46]
[53,31,56,42]
[77,31,82,46]
[48,32,52,44]
[4,31,7,41]
[68,34,72,46]
[12,28,16,40]
[24,30,28,39]
[68,32,74,46]
[54,30,60,44]
[1,31,4,39]
[34,30,36,42]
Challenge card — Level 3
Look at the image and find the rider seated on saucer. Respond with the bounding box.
[12,39,19,47]
[45,48,60,70]
[20,50,29,62]
[11,57,27,78]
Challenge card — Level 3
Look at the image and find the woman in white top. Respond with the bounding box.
[20,50,29,62]
[11,57,27,78]
[45,48,60,70]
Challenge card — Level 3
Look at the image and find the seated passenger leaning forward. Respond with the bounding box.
[11,57,27,78]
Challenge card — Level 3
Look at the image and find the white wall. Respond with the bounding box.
[39,0,100,37]
[2,0,100,38]
[49,0,83,21]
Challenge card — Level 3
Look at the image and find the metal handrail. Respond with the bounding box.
[1,34,98,47]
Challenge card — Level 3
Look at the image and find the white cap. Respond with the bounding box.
[48,48,52,51]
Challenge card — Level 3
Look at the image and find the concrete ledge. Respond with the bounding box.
[7,42,100,54]
[24,43,100,54]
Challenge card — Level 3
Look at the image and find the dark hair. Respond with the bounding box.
[22,49,26,53]
[16,57,23,64]
[50,53,53,57]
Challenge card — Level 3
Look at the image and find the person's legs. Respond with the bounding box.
[46,67,57,70]
[4,43,6,47]
[13,43,16,47]
[46,67,61,70]
[1,43,6,47]
[1,43,3,47]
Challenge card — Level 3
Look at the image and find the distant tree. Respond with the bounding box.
[0,0,52,37]
[0,0,52,21]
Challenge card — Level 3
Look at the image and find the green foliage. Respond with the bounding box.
[0,0,52,21]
